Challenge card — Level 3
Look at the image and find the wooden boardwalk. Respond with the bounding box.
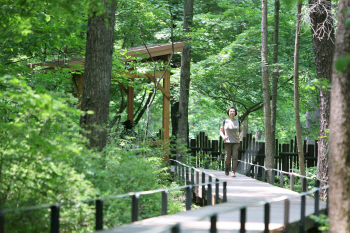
[100,168,326,233]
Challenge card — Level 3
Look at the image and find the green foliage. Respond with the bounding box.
[0,75,97,232]
[0,75,187,232]
[0,0,89,65]
[276,166,317,193]
[335,54,350,72]
[1,0,339,230]
[310,214,329,232]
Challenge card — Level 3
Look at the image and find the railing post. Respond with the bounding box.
[262,169,266,182]
[171,223,180,233]
[264,202,270,233]
[279,172,284,187]
[175,160,178,181]
[182,165,185,182]
[186,186,192,210]
[131,193,140,222]
[302,177,307,192]
[223,181,227,203]
[210,214,217,233]
[254,165,258,180]
[270,170,275,185]
[240,206,246,233]
[215,178,219,204]
[300,193,306,233]
[191,168,194,185]
[50,203,60,233]
[314,181,320,228]
[196,170,199,196]
[0,210,5,233]
[186,166,189,185]
[290,174,294,191]
[284,198,290,233]
[95,199,104,231]
[202,172,206,205]
[207,183,212,206]
[161,190,168,215]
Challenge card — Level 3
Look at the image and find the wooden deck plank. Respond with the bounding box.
[99,168,326,233]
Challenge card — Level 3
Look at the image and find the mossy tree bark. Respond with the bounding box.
[293,1,306,179]
[80,0,117,151]
[261,0,274,178]
[308,0,335,198]
[271,0,280,157]
[177,0,193,150]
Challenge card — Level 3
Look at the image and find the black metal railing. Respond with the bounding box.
[0,159,227,233]
[0,158,328,233]
[238,160,328,193]
[156,184,328,233]
[154,160,329,233]
[198,185,329,233]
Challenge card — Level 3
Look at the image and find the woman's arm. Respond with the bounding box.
[220,127,227,141]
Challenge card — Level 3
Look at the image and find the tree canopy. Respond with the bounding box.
[1,0,342,231]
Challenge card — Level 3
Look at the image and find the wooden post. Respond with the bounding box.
[162,70,170,161]
[72,73,84,109]
[78,74,83,109]
[127,78,134,122]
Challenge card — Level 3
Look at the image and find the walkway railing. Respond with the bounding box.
[0,159,328,233]
[162,160,329,233]
[0,159,227,233]
[238,160,328,193]
[198,184,329,233]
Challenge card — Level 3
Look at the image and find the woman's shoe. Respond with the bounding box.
[231,171,236,177]
[225,168,229,176]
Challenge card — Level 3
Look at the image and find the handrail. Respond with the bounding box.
[1,158,328,233]
[237,159,328,191]
[0,158,227,233]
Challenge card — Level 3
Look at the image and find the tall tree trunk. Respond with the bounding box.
[271,0,280,157]
[177,0,194,148]
[308,0,334,198]
[242,119,248,139]
[293,1,306,177]
[80,1,117,151]
[329,1,350,232]
[261,0,274,176]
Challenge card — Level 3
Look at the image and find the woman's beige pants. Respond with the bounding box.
[224,143,240,172]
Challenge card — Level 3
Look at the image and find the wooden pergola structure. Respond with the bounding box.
[30,42,184,146]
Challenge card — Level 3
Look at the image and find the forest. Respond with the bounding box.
[1,0,350,232]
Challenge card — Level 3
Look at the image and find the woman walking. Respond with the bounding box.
[219,107,242,177]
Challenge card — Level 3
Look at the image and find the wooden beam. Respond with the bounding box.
[146,73,170,99]
[123,42,184,62]
[162,70,170,162]
[118,82,128,94]
[123,71,164,79]
[77,73,83,109]
[127,78,134,122]
[72,74,79,95]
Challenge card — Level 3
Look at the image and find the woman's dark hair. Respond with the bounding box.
[227,107,238,116]
[122,120,134,130]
